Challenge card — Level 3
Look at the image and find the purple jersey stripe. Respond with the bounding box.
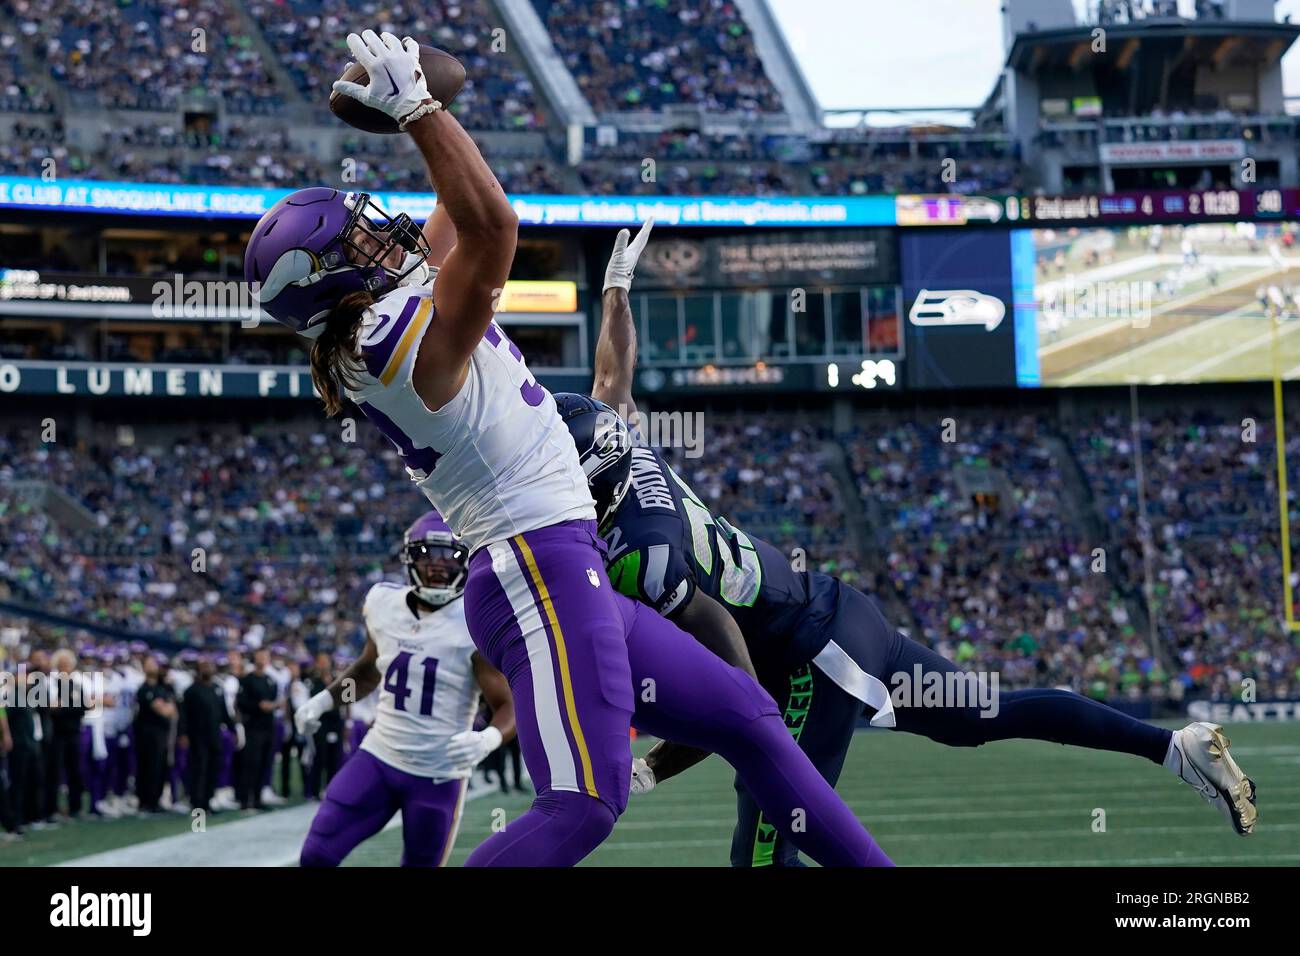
[361,293,422,380]
[357,400,442,476]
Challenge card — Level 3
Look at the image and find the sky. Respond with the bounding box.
[768,0,1300,122]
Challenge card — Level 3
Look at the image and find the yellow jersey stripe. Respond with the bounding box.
[513,534,600,800]
[379,297,433,387]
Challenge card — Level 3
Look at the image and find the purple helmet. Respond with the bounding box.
[402,510,468,607]
[244,187,433,339]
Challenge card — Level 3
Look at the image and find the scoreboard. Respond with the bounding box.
[896,187,1295,228]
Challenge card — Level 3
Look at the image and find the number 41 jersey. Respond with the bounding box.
[359,582,480,780]
[603,445,833,674]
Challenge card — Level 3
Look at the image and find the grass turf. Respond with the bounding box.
[12,722,1298,867]
[349,722,1300,867]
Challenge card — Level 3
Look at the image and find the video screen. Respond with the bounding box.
[1017,222,1300,386]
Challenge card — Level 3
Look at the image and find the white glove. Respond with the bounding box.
[630,757,656,796]
[295,689,334,738]
[603,218,655,293]
[234,722,246,751]
[445,726,503,770]
[332,30,434,124]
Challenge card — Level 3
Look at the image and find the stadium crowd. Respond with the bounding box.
[245,0,545,131]
[11,0,281,113]
[1072,410,1299,703]
[846,415,1165,701]
[535,0,782,114]
[5,404,1293,719]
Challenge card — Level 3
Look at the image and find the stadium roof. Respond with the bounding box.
[1006,18,1300,73]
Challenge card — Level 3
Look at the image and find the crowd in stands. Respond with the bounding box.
[845,415,1163,700]
[0,117,1025,195]
[7,404,1292,711]
[245,0,545,131]
[0,29,53,112]
[1072,411,1298,704]
[11,0,280,112]
[535,0,782,114]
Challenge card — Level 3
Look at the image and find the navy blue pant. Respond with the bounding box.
[731,579,1173,867]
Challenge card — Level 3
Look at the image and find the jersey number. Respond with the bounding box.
[383,652,440,716]
[483,322,546,407]
[681,497,762,607]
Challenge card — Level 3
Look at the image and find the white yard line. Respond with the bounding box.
[56,782,500,868]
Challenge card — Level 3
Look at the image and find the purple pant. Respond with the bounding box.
[299,749,467,867]
[81,727,109,807]
[461,520,890,868]
[110,730,134,797]
[218,727,235,789]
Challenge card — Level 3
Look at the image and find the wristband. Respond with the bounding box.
[399,99,443,131]
[309,688,335,715]
[481,725,503,751]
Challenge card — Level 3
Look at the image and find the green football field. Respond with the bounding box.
[8,722,1298,867]
[348,722,1300,867]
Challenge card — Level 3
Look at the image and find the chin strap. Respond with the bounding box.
[395,251,431,287]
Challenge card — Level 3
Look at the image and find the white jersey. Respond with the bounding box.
[359,582,481,779]
[347,282,594,553]
[350,687,378,726]
[168,668,194,700]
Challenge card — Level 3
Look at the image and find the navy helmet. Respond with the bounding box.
[553,393,634,528]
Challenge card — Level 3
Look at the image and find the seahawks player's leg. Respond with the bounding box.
[622,598,892,867]
[836,585,1256,833]
[299,749,400,867]
[883,632,1258,833]
[461,521,635,867]
[398,777,468,867]
[730,663,862,867]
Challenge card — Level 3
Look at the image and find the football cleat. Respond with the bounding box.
[1165,722,1257,835]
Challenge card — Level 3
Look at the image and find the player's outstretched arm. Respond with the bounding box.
[593,219,653,424]
[409,106,518,410]
[421,204,458,270]
[673,591,758,680]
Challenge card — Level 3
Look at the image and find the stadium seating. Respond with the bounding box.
[6,406,1295,704]
[532,0,783,114]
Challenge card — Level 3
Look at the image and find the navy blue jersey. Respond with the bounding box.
[603,445,837,672]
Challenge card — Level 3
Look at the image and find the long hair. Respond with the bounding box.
[310,290,373,417]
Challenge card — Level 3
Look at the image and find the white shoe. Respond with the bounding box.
[94,799,121,819]
[1165,722,1257,835]
[261,787,286,807]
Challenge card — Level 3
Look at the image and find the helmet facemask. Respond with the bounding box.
[339,193,432,290]
[402,535,468,607]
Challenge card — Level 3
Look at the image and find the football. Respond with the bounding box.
[329,45,466,134]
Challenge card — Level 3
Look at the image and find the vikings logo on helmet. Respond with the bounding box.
[243,186,434,338]
[402,510,468,607]
[552,393,634,529]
